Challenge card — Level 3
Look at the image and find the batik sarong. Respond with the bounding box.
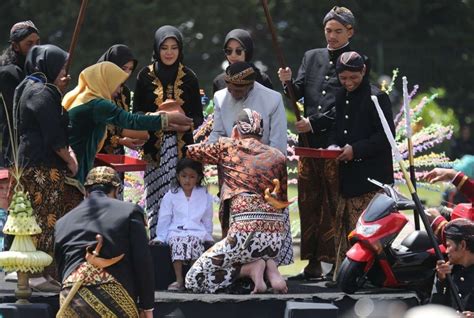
[298,157,339,264]
[168,235,205,262]
[13,167,83,278]
[185,194,284,293]
[333,190,379,277]
[59,262,139,318]
[144,132,178,239]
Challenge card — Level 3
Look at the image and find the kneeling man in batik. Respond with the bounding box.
[185,109,289,294]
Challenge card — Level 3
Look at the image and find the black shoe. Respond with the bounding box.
[324,280,338,288]
[287,271,323,281]
[322,269,335,281]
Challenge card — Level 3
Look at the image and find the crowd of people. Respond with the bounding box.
[0,5,472,317]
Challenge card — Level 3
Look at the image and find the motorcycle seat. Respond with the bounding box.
[400,230,433,252]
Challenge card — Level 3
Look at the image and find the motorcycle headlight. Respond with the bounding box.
[356,221,381,237]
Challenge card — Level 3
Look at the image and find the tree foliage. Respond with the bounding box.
[1,0,473,122]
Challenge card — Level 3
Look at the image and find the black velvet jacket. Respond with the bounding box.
[133,63,203,163]
[0,63,24,164]
[432,264,474,311]
[289,45,352,148]
[330,79,394,198]
[14,80,69,168]
[54,191,155,309]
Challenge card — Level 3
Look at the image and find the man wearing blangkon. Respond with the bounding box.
[54,166,154,317]
[277,6,360,280]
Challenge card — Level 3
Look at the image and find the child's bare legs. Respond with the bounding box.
[239,259,267,294]
[265,259,288,294]
[169,260,184,289]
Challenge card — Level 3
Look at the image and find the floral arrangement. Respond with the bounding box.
[0,94,52,303]
[123,149,146,207]
[386,69,455,187]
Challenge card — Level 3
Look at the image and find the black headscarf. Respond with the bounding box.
[152,25,183,89]
[24,44,68,83]
[97,44,137,71]
[223,29,253,62]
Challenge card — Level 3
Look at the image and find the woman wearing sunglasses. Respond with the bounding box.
[212,29,273,95]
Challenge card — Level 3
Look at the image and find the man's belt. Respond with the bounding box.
[231,211,284,223]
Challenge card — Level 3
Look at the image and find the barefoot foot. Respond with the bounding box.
[265,259,288,294]
[250,259,267,294]
[240,259,267,294]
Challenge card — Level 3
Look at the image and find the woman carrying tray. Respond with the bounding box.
[63,61,193,184]
[328,51,394,280]
[96,44,145,155]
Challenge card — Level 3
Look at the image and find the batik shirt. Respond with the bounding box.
[187,137,287,202]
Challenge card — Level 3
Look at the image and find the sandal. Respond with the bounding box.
[167,281,185,291]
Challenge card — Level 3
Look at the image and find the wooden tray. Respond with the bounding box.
[294,147,342,159]
[95,154,147,172]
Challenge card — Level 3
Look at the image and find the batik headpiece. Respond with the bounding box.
[323,6,355,29]
[84,166,121,187]
[336,51,364,74]
[444,218,474,242]
[9,20,39,43]
[234,108,264,137]
[225,61,256,85]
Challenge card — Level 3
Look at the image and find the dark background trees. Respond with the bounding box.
[1,0,473,125]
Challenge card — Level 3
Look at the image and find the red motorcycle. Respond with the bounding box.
[337,179,446,297]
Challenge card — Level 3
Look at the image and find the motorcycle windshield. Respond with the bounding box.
[362,193,396,222]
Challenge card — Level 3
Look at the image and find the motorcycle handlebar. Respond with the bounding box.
[367,178,416,210]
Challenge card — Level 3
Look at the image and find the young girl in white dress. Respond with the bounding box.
[154,158,214,291]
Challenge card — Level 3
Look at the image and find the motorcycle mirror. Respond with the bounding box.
[367,178,384,188]
[367,178,397,199]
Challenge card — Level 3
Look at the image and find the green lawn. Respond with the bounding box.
[208,182,445,276]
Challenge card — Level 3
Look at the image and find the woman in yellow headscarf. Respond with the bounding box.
[63,61,192,184]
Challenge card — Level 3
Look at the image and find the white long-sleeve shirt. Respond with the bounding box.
[155,187,213,243]
[209,81,288,155]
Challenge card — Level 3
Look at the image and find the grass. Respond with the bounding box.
[207,182,445,276]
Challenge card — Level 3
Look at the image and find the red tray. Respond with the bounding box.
[0,168,9,180]
[294,147,342,159]
[94,154,147,172]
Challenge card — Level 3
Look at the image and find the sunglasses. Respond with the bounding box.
[223,48,245,56]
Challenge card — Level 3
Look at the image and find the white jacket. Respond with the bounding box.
[155,187,213,243]
[209,81,287,154]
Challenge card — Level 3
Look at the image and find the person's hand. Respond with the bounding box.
[278,67,292,83]
[167,123,192,133]
[166,112,193,127]
[67,147,78,177]
[295,117,312,133]
[119,137,146,150]
[436,260,452,281]
[327,145,341,150]
[139,309,153,318]
[461,311,474,317]
[337,144,354,161]
[425,207,441,223]
[425,168,457,183]
[56,75,71,94]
